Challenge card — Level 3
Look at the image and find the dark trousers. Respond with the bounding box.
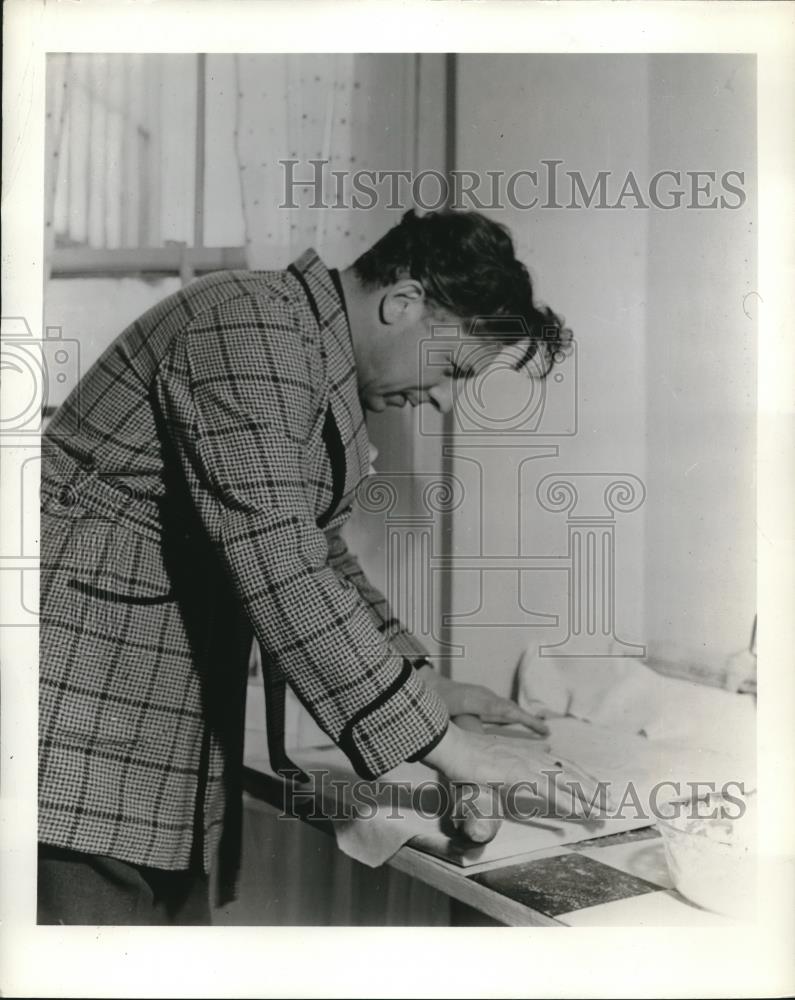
[37,844,212,925]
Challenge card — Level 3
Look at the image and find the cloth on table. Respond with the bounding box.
[245,731,654,868]
[245,683,754,869]
[516,652,756,764]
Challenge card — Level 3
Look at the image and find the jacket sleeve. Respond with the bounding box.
[324,525,431,663]
[155,292,448,779]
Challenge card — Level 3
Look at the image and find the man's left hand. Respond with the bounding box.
[417,665,549,737]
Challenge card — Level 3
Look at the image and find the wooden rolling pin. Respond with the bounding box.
[449,714,502,844]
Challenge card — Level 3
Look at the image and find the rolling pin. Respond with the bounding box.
[449,713,502,844]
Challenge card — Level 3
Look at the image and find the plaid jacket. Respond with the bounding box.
[39,250,449,876]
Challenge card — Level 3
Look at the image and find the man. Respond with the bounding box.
[38,208,594,924]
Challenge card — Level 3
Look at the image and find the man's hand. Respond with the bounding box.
[423,723,608,823]
[417,664,549,737]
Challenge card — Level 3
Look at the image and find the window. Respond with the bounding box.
[47,53,246,282]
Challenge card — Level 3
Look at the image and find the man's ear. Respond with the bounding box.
[379,279,425,327]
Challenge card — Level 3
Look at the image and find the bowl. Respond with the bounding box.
[656,792,757,919]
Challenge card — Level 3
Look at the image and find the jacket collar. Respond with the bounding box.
[288,249,370,498]
[288,249,356,394]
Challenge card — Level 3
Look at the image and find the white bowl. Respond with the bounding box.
[656,793,757,920]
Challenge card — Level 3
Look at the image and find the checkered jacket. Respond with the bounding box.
[39,250,449,877]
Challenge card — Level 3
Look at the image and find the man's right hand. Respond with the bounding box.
[423,721,606,829]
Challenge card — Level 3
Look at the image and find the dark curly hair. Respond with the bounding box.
[353,209,571,376]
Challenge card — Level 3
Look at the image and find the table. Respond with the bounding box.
[242,766,736,928]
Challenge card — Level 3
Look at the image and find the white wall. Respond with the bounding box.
[645,55,756,662]
[451,54,755,694]
[452,55,650,691]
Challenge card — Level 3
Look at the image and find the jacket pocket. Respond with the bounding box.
[64,519,177,601]
[40,520,185,748]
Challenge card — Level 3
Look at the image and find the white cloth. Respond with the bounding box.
[517,653,756,763]
[245,656,756,870]
[245,730,653,869]
[245,682,652,867]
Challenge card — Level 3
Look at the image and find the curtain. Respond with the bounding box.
[234,54,418,270]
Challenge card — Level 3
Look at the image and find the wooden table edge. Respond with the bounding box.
[242,765,564,927]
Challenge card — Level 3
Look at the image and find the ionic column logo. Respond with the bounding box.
[536,473,646,657]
